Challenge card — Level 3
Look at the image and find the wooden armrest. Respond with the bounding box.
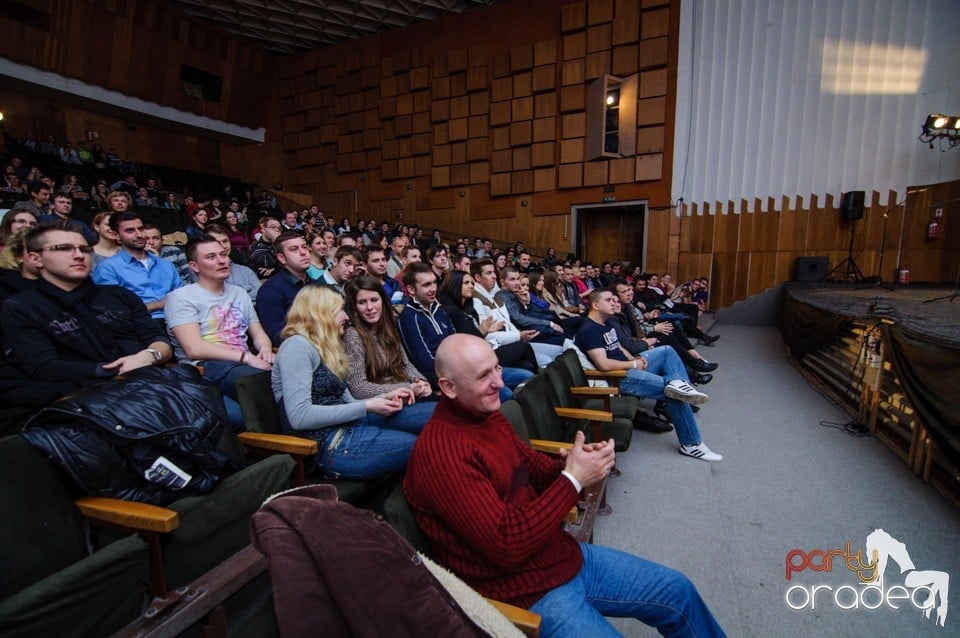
[554,407,613,423]
[569,386,618,396]
[564,506,578,524]
[486,599,541,637]
[584,369,626,378]
[528,439,572,455]
[237,432,318,456]
[76,496,179,533]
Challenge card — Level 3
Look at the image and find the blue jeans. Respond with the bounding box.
[618,346,703,446]
[198,359,264,432]
[530,542,726,637]
[318,400,435,479]
[497,365,534,402]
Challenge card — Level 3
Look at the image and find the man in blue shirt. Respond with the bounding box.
[575,287,723,463]
[92,212,182,323]
[256,231,314,346]
[38,193,99,246]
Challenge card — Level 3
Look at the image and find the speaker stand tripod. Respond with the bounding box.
[825,218,864,282]
[922,259,960,304]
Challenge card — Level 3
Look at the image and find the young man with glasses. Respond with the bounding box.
[0,220,172,400]
[248,216,283,278]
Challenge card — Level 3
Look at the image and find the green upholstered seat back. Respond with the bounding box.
[382,483,432,555]
[498,399,531,444]
[513,374,578,443]
[236,371,282,435]
[0,435,88,599]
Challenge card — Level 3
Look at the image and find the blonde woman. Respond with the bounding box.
[90,211,120,268]
[272,285,429,479]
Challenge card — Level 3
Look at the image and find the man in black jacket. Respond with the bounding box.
[1,221,172,400]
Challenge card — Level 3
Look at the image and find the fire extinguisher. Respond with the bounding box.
[897,265,910,284]
[927,219,940,240]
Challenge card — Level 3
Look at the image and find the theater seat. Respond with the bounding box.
[0,435,149,637]
[235,371,396,507]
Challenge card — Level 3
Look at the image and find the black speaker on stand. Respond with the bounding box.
[825,191,866,281]
[841,191,865,220]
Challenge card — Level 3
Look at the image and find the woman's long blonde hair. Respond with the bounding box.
[280,286,349,378]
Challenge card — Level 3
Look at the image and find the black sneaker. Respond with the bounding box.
[689,358,718,373]
[690,372,713,386]
[699,333,720,346]
[633,412,674,433]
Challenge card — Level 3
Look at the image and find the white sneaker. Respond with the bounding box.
[665,379,710,405]
[679,443,723,462]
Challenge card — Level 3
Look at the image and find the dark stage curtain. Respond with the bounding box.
[779,290,849,357]
[881,323,960,469]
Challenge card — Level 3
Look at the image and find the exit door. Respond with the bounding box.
[574,201,647,269]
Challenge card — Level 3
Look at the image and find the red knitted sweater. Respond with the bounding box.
[403,396,583,608]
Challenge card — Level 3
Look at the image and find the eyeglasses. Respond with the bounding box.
[40,244,94,254]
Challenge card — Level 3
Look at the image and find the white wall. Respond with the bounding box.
[672,0,960,212]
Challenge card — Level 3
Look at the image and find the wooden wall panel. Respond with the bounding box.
[676,182,960,309]
[0,0,273,130]
[266,0,679,266]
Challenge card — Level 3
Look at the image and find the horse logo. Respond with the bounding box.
[865,528,949,627]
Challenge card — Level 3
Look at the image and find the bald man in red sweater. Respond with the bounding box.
[404,334,725,637]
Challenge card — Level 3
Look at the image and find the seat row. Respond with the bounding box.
[1,349,641,637]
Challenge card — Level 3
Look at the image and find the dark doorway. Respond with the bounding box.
[573,201,647,269]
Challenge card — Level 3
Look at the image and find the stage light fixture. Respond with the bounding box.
[920,113,960,150]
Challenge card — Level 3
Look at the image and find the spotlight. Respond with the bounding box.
[920,113,960,150]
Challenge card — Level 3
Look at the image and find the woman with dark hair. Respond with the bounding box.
[437,269,538,390]
[493,252,508,273]
[185,208,209,240]
[0,210,38,251]
[90,180,111,210]
[538,268,582,319]
[542,247,559,267]
[224,210,250,261]
[273,285,429,479]
[343,275,434,401]
[162,192,182,213]
[518,273,582,338]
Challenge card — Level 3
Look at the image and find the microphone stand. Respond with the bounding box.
[859,191,925,290]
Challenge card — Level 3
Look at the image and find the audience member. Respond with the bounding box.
[92,212,182,323]
[437,269,537,391]
[89,211,120,268]
[363,244,402,304]
[248,216,283,278]
[1,221,172,402]
[0,209,38,250]
[164,234,274,430]
[342,276,434,402]
[202,224,261,303]
[257,230,315,346]
[185,208,209,240]
[316,245,360,295]
[471,258,559,366]
[496,266,567,345]
[386,234,408,278]
[396,262,455,390]
[575,288,722,462]
[272,285,427,478]
[403,333,726,637]
[143,223,192,287]
[38,193,98,245]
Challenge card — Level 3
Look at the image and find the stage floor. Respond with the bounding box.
[783,282,960,347]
